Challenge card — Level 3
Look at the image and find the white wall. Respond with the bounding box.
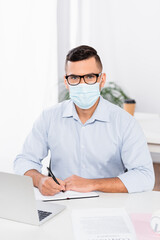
[0,0,58,172]
[57,0,71,99]
[75,0,160,113]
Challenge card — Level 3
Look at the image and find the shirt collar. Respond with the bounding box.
[90,96,110,122]
[62,100,79,121]
[62,96,110,123]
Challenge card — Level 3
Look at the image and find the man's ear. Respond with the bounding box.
[100,73,106,90]
[64,76,69,90]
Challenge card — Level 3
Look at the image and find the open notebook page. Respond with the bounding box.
[34,187,99,201]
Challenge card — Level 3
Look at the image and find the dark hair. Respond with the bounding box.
[65,45,103,72]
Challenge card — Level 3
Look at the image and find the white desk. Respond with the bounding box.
[134,112,160,154]
[0,191,160,240]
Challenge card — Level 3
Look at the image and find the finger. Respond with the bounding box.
[47,178,62,190]
[42,188,60,196]
[38,177,60,196]
[57,178,66,190]
[65,184,70,191]
[39,177,54,192]
[64,177,71,183]
[40,177,61,194]
[64,175,75,183]
[65,181,72,189]
[47,189,60,196]
[47,177,66,191]
[48,177,66,191]
[39,184,54,196]
[65,184,73,191]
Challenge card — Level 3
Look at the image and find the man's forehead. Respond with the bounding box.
[66,57,100,75]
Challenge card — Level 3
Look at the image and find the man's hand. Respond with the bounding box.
[64,175,128,193]
[64,175,94,192]
[25,170,128,194]
[24,169,65,196]
[38,176,65,196]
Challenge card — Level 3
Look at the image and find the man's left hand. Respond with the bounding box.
[64,175,95,192]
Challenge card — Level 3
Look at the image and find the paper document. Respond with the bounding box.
[34,188,99,201]
[72,208,137,240]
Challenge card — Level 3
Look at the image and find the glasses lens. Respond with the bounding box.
[84,74,97,84]
[68,75,80,85]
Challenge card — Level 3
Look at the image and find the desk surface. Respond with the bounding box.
[1,191,160,240]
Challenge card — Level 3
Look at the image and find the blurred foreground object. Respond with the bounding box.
[151,210,160,234]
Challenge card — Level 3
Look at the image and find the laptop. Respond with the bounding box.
[0,172,65,225]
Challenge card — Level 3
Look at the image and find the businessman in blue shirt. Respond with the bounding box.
[14,45,155,195]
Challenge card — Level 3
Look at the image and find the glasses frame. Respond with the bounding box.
[65,73,102,86]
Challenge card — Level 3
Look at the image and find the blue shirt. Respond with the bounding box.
[14,96,155,193]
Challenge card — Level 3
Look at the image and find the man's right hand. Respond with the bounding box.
[24,169,65,196]
[38,176,65,196]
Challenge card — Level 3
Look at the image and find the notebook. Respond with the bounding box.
[34,187,99,201]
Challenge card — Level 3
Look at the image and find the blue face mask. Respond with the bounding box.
[69,83,100,109]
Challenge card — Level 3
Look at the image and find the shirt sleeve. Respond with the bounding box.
[13,111,49,175]
[118,118,155,193]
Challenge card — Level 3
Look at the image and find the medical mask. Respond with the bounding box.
[69,83,100,109]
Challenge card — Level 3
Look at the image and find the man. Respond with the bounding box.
[14,45,155,196]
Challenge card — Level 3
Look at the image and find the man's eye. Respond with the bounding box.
[70,76,79,80]
[86,75,94,79]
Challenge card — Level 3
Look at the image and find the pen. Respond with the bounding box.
[47,167,65,192]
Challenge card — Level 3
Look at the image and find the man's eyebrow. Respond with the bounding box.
[67,72,97,76]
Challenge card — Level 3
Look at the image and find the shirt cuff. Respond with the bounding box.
[118,169,154,193]
[13,159,42,176]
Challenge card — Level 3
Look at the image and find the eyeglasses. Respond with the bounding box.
[65,73,102,86]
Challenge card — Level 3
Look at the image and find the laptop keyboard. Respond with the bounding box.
[38,210,52,221]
